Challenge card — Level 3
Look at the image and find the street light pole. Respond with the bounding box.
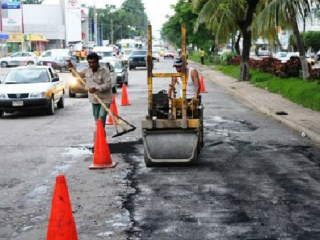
[93,0,98,46]
[111,19,114,46]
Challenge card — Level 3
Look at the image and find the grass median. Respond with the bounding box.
[216,65,320,112]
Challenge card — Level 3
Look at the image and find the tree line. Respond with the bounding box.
[89,0,149,42]
[162,0,320,81]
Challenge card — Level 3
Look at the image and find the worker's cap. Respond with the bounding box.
[173,57,183,67]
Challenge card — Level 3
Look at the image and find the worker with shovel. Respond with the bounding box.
[68,52,112,127]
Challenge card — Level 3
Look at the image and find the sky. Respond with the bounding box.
[43,0,177,36]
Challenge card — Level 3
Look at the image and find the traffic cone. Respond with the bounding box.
[120,83,131,106]
[89,119,116,169]
[47,175,78,240]
[106,95,119,125]
[200,75,207,93]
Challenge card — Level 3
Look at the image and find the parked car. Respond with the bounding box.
[93,46,115,61]
[163,50,175,59]
[258,50,271,57]
[120,48,135,65]
[109,60,129,86]
[274,52,288,63]
[128,50,148,70]
[0,52,38,68]
[38,49,70,64]
[0,66,65,117]
[39,56,78,72]
[69,60,117,97]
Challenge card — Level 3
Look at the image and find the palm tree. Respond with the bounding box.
[193,0,260,81]
[256,0,316,80]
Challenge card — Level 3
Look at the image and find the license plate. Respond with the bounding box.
[12,101,24,107]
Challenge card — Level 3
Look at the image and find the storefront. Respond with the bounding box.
[7,33,25,53]
[27,34,49,55]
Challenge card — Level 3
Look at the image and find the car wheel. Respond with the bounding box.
[112,85,117,94]
[47,97,55,115]
[1,62,8,68]
[69,89,76,98]
[0,111,4,118]
[57,95,64,108]
[27,61,34,65]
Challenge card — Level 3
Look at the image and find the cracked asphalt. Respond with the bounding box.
[1,59,320,239]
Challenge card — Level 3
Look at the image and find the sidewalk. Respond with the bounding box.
[192,61,320,146]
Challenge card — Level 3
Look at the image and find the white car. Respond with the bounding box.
[38,49,70,63]
[0,66,65,116]
[120,48,135,64]
[93,46,115,61]
[0,52,38,68]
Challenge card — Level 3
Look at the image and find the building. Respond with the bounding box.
[0,0,83,54]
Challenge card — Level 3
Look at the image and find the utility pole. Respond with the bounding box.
[101,22,104,46]
[121,23,123,39]
[93,0,98,46]
[111,19,114,45]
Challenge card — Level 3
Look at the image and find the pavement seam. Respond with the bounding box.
[192,62,320,147]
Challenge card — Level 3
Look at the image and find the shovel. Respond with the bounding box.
[69,66,136,138]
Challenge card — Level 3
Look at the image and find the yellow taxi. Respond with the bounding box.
[0,66,65,117]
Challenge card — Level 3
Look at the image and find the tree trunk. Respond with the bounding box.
[237,0,259,81]
[239,29,251,81]
[292,17,309,79]
[235,33,241,56]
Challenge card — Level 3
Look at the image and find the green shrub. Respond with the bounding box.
[216,65,320,112]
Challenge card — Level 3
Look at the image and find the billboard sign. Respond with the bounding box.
[1,2,22,28]
[1,2,21,10]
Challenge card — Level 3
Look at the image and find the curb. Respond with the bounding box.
[192,61,320,146]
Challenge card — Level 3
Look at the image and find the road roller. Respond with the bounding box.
[142,25,204,167]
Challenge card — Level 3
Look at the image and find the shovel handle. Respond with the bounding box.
[69,67,135,128]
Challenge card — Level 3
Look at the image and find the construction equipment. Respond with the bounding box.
[142,25,204,167]
[69,67,136,138]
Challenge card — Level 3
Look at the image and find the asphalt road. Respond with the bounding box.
[1,60,320,240]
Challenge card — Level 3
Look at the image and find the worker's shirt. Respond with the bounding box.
[79,66,112,104]
[200,50,205,57]
[178,68,197,99]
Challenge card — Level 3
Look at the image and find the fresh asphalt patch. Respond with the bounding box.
[110,116,320,240]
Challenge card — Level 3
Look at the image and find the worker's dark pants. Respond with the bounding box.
[201,56,204,65]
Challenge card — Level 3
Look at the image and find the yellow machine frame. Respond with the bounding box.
[142,24,203,166]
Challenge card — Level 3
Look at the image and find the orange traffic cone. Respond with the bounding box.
[200,75,207,93]
[47,175,78,240]
[89,119,116,169]
[120,84,131,106]
[106,95,119,125]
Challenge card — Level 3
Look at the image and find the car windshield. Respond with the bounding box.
[131,51,147,56]
[109,61,122,69]
[4,69,49,84]
[97,51,113,57]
